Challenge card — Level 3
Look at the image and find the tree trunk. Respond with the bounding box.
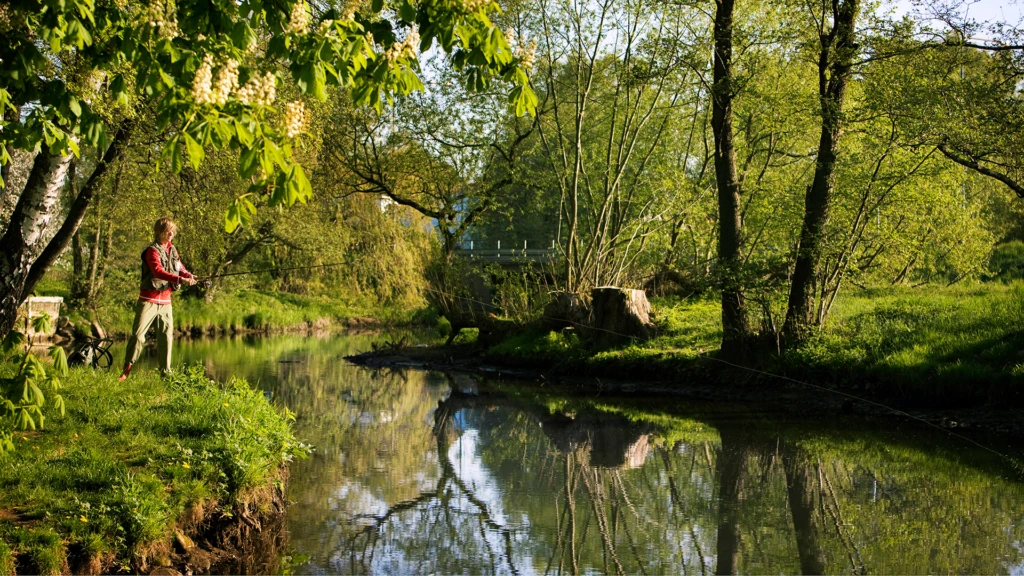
[91,221,114,305]
[0,150,75,335]
[70,228,87,301]
[588,286,654,346]
[85,160,123,305]
[783,446,827,575]
[68,160,88,302]
[21,125,132,299]
[711,0,751,357]
[714,426,750,575]
[783,0,860,344]
[0,125,132,335]
[86,205,103,299]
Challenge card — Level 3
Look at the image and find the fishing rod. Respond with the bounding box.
[195,261,349,281]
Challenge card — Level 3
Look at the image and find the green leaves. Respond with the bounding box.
[509,84,538,117]
[184,133,205,171]
[297,61,327,100]
[1,336,67,446]
[398,0,418,23]
[31,313,52,337]
[0,0,537,238]
[49,347,68,379]
[0,331,25,358]
[238,144,260,179]
[225,194,258,234]
[268,163,312,207]
[234,119,254,148]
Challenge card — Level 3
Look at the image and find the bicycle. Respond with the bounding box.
[68,337,115,369]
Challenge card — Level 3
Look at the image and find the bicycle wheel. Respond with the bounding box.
[95,347,114,369]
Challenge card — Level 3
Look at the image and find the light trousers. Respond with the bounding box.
[123,300,174,372]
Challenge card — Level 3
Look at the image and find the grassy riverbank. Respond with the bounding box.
[485,282,1024,408]
[32,280,425,338]
[0,365,308,574]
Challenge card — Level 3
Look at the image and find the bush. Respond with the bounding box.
[987,241,1024,282]
[243,311,268,330]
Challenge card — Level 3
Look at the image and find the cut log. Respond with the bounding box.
[589,286,655,346]
[542,291,591,331]
[90,320,106,340]
[478,314,519,347]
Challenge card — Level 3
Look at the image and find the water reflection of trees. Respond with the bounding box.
[321,387,725,575]
[323,381,1024,575]
[176,336,1024,574]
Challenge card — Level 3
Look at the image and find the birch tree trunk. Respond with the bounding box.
[22,126,132,296]
[0,124,131,335]
[0,150,75,334]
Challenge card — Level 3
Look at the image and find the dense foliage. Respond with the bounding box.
[2,0,1024,355]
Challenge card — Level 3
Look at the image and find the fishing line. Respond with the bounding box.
[196,261,349,280]
[420,285,1024,470]
[700,355,1023,469]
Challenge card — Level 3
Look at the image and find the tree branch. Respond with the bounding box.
[937,143,1024,198]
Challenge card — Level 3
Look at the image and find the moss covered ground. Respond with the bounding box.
[0,365,308,574]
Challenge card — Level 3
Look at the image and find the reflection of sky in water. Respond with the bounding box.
[159,334,1024,575]
[451,430,511,527]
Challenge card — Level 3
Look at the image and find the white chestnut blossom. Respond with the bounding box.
[0,5,12,35]
[191,54,215,105]
[384,29,420,62]
[284,100,307,138]
[461,0,490,12]
[237,72,277,107]
[340,0,359,20]
[286,0,311,35]
[212,59,239,106]
[145,0,179,39]
[517,39,537,71]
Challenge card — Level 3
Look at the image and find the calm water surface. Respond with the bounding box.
[130,333,1024,574]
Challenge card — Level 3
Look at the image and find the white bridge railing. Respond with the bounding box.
[454,240,559,263]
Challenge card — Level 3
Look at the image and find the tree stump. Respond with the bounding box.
[588,286,654,346]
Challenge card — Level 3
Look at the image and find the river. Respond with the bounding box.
[123,331,1024,574]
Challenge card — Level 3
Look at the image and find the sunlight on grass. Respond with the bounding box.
[0,364,306,572]
[487,281,1024,405]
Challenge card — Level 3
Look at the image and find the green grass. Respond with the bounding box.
[31,267,430,338]
[785,282,1024,404]
[484,281,1024,407]
[0,364,307,574]
[173,290,361,335]
[47,288,422,338]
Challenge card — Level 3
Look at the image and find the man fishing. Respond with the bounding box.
[119,218,196,381]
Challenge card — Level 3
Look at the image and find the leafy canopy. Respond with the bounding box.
[0,0,537,231]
